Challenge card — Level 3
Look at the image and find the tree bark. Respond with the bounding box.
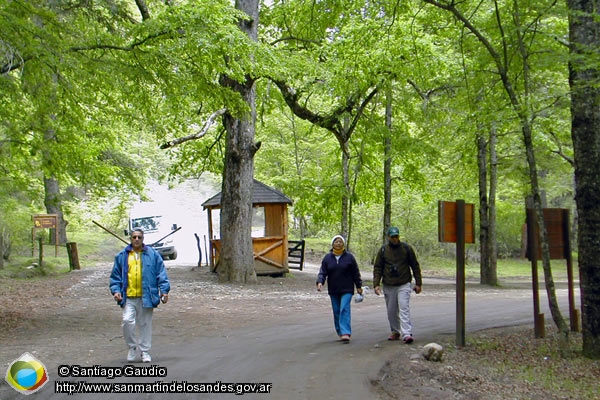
[567,0,600,358]
[217,0,260,283]
[480,125,498,286]
[488,126,498,284]
[477,131,491,284]
[43,177,68,245]
[383,83,393,244]
[42,120,68,246]
[341,118,350,241]
[0,232,4,269]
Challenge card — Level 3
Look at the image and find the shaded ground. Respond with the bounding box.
[1,261,598,399]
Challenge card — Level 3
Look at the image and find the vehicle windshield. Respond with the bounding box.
[131,216,162,233]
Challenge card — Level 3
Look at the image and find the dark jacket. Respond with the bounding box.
[109,244,170,308]
[373,242,422,287]
[317,250,362,295]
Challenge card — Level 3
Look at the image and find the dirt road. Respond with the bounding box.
[1,261,573,399]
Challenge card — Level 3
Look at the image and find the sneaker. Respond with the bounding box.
[141,352,151,363]
[127,347,137,362]
[403,335,414,344]
[388,332,401,341]
[340,334,350,342]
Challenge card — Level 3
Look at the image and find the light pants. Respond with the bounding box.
[383,283,413,338]
[122,297,154,353]
[329,293,353,337]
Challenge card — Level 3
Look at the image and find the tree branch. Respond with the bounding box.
[548,129,574,166]
[70,30,172,53]
[160,108,226,149]
[135,0,151,21]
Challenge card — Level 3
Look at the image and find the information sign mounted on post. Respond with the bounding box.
[526,208,579,335]
[438,200,475,347]
[32,214,59,257]
[438,201,475,244]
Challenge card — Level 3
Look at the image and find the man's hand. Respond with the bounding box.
[413,285,422,294]
[374,286,381,296]
[357,287,363,295]
[113,292,122,302]
[317,282,323,292]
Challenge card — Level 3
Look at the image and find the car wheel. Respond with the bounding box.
[169,251,178,260]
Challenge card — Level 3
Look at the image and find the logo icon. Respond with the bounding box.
[5,352,49,395]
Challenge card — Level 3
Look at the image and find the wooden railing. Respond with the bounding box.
[287,239,305,271]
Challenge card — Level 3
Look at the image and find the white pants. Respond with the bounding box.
[383,282,413,338]
[122,297,154,353]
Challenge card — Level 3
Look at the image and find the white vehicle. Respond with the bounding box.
[127,215,179,260]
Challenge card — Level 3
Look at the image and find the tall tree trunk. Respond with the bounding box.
[43,176,68,245]
[341,122,350,241]
[480,125,498,286]
[488,125,498,284]
[477,131,491,284]
[348,140,365,251]
[291,117,307,239]
[567,0,600,359]
[513,2,569,344]
[0,232,4,269]
[42,123,68,246]
[383,83,393,243]
[522,120,569,341]
[217,0,260,283]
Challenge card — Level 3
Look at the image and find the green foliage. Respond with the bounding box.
[0,0,577,281]
[0,193,40,257]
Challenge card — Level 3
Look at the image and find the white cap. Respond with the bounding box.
[331,235,346,246]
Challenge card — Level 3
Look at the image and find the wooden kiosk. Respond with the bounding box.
[202,180,293,275]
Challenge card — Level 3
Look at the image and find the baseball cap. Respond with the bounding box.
[388,226,400,237]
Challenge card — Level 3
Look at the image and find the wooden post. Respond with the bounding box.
[456,200,466,347]
[38,237,43,269]
[439,200,474,348]
[66,242,80,271]
[526,208,544,338]
[195,233,202,267]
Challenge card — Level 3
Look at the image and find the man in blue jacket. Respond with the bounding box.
[110,228,170,363]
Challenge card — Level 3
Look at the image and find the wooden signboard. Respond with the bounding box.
[33,214,58,229]
[32,214,59,257]
[438,201,475,243]
[526,208,579,334]
[526,208,567,260]
[437,200,475,347]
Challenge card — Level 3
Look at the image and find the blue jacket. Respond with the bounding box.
[109,244,170,308]
[317,250,362,295]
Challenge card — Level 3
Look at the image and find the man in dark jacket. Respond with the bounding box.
[373,227,422,343]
